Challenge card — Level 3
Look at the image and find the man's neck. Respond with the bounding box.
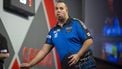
[58,16,69,27]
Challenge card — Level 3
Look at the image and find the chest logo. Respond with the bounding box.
[53,29,60,38]
[66,26,72,32]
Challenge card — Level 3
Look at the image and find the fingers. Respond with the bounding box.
[68,55,73,59]
[69,59,75,66]
[20,63,26,67]
[20,63,30,69]
[68,58,78,66]
[68,55,78,66]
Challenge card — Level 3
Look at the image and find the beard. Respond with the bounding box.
[57,16,65,23]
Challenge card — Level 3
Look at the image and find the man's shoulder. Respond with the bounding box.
[72,18,87,29]
[71,18,83,23]
[49,26,57,33]
[71,18,85,26]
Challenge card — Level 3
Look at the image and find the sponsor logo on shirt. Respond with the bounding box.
[53,29,60,38]
[66,26,72,32]
[47,35,51,39]
[87,32,91,36]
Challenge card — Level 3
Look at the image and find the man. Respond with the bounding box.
[20,1,96,69]
[103,0,122,37]
[0,33,9,69]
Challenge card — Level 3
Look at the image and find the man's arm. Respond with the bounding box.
[77,38,93,58]
[0,34,10,60]
[68,38,93,66]
[20,44,53,68]
[0,53,10,60]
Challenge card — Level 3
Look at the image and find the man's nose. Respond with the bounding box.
[57,10,61,13]
[57,8,61,12]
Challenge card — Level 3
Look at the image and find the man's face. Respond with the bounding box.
[55,2,68,22]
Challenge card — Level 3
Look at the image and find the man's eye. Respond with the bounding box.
[55,7,58,10]
[60,7,63,10]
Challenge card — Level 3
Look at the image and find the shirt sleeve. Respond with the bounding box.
[45,30,54,46]
[76,20,92,42]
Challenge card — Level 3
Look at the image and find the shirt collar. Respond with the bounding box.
[56,17,72,28]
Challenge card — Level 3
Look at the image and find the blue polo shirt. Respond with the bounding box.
[45,18,92,61]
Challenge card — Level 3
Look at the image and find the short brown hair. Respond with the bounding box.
[56,0,68,9]
[56,0,66,4]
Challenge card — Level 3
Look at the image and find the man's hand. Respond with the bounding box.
[5,53,10,57]
[20,63,30,69]
[68,54,80,66]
